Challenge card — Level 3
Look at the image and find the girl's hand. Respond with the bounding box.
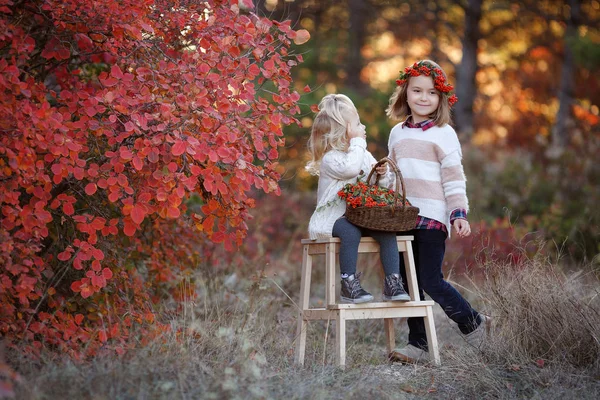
[347,129,366,140]
[453,218,471,238]
[374,161,388,176]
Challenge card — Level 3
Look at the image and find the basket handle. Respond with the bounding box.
[366,157,407,211]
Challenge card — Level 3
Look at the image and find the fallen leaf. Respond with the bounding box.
[508,364,521,371]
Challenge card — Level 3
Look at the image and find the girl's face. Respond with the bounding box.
[406,75,440,123]
[346,111,366,140]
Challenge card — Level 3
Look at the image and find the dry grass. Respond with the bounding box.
[9,250,600,400]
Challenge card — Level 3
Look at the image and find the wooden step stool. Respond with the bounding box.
[294,236,440,367]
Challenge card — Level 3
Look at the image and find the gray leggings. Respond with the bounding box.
[332,217,400,277]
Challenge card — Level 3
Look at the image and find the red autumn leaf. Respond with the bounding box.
[120,148,133,160]
[99,76,118,87]
[218,101,231,113]
[190,165,202,176]
[167,206,180,218]
[130,204,146,224]
[156,190,168,202]
[216,181,228,195]
[132,156,143,171]
[70,281,82,293]
[110,64,123,79]
[85,107,97,117]
[75,33,93,51]
[90,218,106,231]
[123,220,137,237]
[80,285,94,298]
[166,162,177,173]
[138,192,151,203]
[56,46,70,60]
[264,59,275,71]
[147,150,159,163]
[110,323,120,339]
[91,260,101,271]
[171,140,187,156]
[57,250,71,261]
[102,268,113,279]
[91,274,106,288]
[63,202,75,216]
[85,183,97,195]
[73,257,84,270]
[212,231,225,243]
[92,248,104,260]
[108,190,121,203]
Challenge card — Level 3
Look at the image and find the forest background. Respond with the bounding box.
[268,0,600,270]
[1,0,600,398]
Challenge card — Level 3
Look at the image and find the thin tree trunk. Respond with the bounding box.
[454,0,482,140]
[347,0,369,94]
[552,0,581,148]
[427,2,444,64]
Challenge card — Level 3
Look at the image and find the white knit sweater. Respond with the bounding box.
[308,137,394,240]
[387,122,469,230]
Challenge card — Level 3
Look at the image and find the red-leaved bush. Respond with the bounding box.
[0,0,305,357]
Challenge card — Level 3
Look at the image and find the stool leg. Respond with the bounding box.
[384,318,395,355]
[402,242,420,301]
[424,306,441,365]
[295,245,312,366]
[335,310,346,368]
[325,242,337,308]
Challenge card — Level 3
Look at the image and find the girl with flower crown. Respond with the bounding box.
[306,94,411,304]
[385,60,489,364]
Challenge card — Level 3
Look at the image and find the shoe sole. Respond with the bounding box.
[388,350,427,364]
[464,315,492,348]
[341,295,374,304]
[383,294,411,301]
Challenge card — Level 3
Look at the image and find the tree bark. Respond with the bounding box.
[454,0,482,140]
[551,0,581,148]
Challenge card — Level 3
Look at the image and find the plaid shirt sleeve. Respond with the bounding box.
[449,208,467,225]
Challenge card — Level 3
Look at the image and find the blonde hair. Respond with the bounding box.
[386,59,452,126]
[306,94,358,175]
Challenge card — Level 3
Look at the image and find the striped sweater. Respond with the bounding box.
[387,122,469,231]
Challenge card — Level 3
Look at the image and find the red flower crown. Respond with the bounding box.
[396,61,458,107]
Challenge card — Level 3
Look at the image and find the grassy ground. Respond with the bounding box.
[9,252,600,399]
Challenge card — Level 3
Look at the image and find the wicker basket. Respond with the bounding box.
[344,158,419,232]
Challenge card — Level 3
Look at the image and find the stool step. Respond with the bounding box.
[329,301,434,310]
[303,306,433,321]
[301,236,414,244]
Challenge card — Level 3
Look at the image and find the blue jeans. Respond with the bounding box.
[332,217,400,277]
[399,229,481,350]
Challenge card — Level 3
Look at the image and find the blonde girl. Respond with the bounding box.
[385,60,489,363]
[307,94,410,303]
